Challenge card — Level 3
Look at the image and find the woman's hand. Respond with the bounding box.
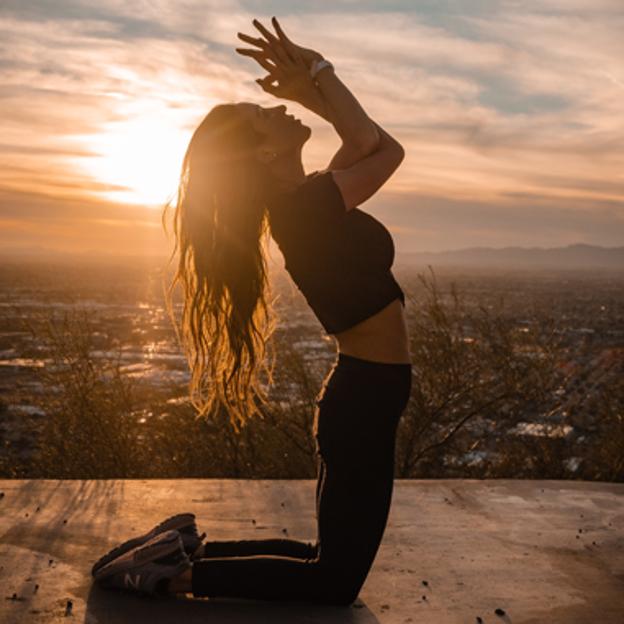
[241,17,323,69]
[235,17,324,106]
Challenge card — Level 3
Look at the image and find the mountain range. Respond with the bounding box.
[398,244,624,270]
[2,243,623,270]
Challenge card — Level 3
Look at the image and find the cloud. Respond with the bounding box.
[0,0,622,253]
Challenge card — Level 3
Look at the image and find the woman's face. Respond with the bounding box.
[236,102,311,161]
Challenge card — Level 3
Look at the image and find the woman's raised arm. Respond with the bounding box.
[236,17,383,158]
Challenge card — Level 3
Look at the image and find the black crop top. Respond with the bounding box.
[267,169,406,335]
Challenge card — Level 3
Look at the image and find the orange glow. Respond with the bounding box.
[74,105,190,207]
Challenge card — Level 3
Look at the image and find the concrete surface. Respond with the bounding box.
[0,479,622,624]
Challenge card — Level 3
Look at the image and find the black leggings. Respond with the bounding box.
[191,352,412,606]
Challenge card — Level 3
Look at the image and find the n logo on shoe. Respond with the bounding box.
[124,573,141,589]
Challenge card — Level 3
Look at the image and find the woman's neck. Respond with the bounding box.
[270,149,307,193]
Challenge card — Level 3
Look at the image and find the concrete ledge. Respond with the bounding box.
[0,479,622,623]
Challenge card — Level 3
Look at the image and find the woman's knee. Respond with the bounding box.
[316,563,364,607]
[332,588,360,607]
[318,585,359,607]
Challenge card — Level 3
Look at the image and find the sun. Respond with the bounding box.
[78,108,192,207]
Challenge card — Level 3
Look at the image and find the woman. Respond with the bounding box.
[92,16,411,607]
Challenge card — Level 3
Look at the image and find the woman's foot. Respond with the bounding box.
[190,543,205,560]
[166,567,193,594]
[91,513,205,576]
[93,530,192,596]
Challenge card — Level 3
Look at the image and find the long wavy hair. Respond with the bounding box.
[162,103,280,433]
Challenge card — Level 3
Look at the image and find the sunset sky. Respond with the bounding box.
[1,0,623,257]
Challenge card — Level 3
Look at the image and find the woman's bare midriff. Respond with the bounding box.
[330,298,412,364]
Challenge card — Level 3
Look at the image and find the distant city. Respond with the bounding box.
[1,248,623,479]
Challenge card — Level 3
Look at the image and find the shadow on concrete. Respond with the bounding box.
[86,583,380,623]
[3,479,122,605]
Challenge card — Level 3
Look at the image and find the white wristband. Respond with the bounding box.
[310,58,334,80]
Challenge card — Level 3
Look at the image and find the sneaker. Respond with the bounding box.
[93,530,191,596]
[91,513,205,577]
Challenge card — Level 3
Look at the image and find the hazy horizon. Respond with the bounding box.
[1,0,623,256]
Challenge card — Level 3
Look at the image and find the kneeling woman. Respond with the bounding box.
[92,16,411,607]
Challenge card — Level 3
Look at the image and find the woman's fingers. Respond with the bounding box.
[237,32,268,50]
[259,74,277,88]
[271,17,290,41]
[251,18,279,45]
[236,33,279,61]
[251,18,293,65]
[237,23,289,66]
[235,48,278,74]
[256,74,282,96]
[237,19,308,100]
[271,17,297,51]
[271,17,303,62]
[237,32,281,65]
